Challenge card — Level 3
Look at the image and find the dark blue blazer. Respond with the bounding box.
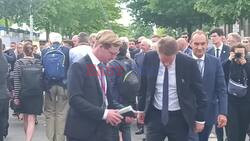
[207,44,230,63]
[134,51,145,76]
[183,47,192,56]
[201,54,227,125]
[138,51,207,128]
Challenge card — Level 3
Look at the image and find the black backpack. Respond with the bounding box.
[113,59,140,105]
[19,58,43,97]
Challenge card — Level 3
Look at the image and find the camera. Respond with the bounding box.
[235,52,242,59]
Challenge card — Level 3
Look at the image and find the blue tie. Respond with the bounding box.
[161,67,169,125]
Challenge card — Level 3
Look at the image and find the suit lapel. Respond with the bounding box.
[85,55,104,98]
[150,53,160,96]
[220,45,226,61]
[203,55,209,83]
[175,54,184,96]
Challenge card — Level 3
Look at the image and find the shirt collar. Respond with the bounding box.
[213,42,223,51]
[88,51,100,66]
[192,52,205,61]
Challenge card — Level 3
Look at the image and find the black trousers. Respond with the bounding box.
[0,99,9,141]
[67,121,119,141]
[227,99,250,141]
[146,106,189,141]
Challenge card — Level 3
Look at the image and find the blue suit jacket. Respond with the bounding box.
[202,54,227,124]
[134,51,145,76]
[207,44,230,63]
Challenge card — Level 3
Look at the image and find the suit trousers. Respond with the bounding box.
[44,85,69,141]
[67,121,119,141]
[0,99,8,141]
[227,99,250,141]
[146,106,189,141]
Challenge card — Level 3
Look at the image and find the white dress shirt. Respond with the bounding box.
[192,53,205,77]
[153,59,181,111]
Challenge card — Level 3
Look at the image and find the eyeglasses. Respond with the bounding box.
[242,41,249,44]
[107,48,119,56]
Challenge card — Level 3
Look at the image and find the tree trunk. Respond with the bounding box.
[45,22,50,41]
[187,23,192,41]
[4,18,9,35]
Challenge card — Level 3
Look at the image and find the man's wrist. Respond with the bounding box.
[102,109,108,120]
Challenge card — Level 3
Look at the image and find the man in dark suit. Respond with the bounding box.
[134,38,151,76]
[64,30,124,141]
[137,36,207,141]
[189,30,228,141]
[177,38,192,56]
[206,28,230,141]
[207,28,230,63]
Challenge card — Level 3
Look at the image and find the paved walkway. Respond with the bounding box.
[4,112,248,141]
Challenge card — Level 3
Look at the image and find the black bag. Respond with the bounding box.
[19,58,43,97]
[113,59,140,105]
[228,69,248,97]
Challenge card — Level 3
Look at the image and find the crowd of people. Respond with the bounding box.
[0,28,250,141]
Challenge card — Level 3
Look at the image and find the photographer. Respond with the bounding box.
[223,44,250,141]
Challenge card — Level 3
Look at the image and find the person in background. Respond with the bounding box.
[108,42,138,141]
[69,32,91,65]
[177,38,192,56]
[0,38,9,141]
[42,32,70,141]
[151,35,161,43]
[227,33,241,48]
[71,35,79,47]
[13,42,43,141]
[134,38,152,76]
[63,40,74,49]
[128,39,140,59]
[223,44,250,141]
[89,33,96,48]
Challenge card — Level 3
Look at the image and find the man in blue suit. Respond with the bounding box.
[189,30,228,141]
[207,28,230,141]
[134,38,152,76]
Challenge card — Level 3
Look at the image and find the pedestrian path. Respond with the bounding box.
[4,112,248,141]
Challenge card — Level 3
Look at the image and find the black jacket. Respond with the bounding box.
[0,52,8,100]
[223,60,250,102]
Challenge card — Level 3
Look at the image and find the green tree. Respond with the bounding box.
[128,20,153,38]
[0,0,33,33]
[195,0,250,24]
[123,0,213,35]
[31,0,123,39]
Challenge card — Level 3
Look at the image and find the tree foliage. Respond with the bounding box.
[31,0,123,37]
[123,0,213,35]
[195,0,250,24]
[0,0,127,37]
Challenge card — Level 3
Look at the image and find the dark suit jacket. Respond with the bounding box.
[64,55,120,140]
[183,47,192,56]
[138,51,207,128]
[134,51,145,76]
[201,54,227,125]
[207,44,230,63]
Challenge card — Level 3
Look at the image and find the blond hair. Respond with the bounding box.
[95,30,122,48]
